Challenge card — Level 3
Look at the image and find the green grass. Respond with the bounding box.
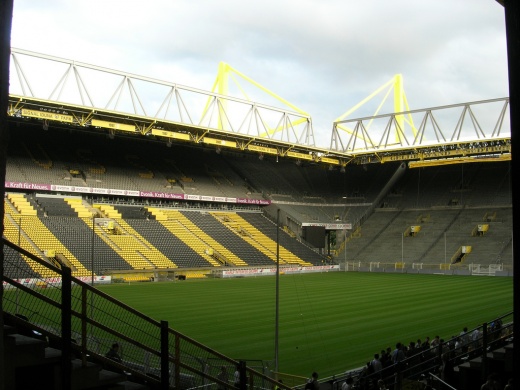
[96,272,513,378]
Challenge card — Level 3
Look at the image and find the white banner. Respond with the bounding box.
[219,265,339,278]
[3,275,112,289]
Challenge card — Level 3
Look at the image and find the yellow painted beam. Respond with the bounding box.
[203,137,237,148]
[408,153,511,168]
[150,129,191,141]
[91,119,135,132]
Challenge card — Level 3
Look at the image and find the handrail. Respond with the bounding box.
[2,237,291,390]
[306,311,514,390]
[428,372,457,390]
[3,236,513,389]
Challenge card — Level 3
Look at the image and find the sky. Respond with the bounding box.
[9,0,510,148]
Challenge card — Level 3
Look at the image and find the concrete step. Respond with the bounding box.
[4,333,50,366]
[92,368,129,389]
[3,332,59,389]
[492,347,507,360]
[69,359,105,389]
[3,324,19,335]
[3,328,153,389]
[56,359,135,389]
[114,381,152,389]
[503,343,514,371]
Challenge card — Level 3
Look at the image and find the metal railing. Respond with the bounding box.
[319,312,513,390]
[2,238,290,390]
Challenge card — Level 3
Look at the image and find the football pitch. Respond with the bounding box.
[97,272,513,379]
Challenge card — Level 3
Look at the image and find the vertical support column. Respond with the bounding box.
[81,287,88,367]
[238,360,247,390]
[161,320,169,390]
[274,209,280,375]
[91,216,95,286]
[61,267,72,389]
[0,2,14,390]
[481,322,488,383]
[174,328,181,390]
[501,0,520,375]
[393,74,404,144]
[216,62,229,131]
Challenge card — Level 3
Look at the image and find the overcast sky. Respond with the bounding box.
[10,0,509,147]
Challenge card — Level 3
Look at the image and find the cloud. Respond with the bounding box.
[11,0,509,147]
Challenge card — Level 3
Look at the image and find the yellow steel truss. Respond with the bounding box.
[335,74,417,145]
[7,48,510,169]
[205,62,310,136]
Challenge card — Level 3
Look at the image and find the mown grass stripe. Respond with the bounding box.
[97,273,512,377]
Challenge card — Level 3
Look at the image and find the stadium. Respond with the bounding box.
[1,4,518,390]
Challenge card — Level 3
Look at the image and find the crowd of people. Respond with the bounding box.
[101,316,510,390]
[336,319,511,390]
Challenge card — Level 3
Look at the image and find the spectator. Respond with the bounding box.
[439,353,454,386]
[341,377,353,390]
[305,372,320,390]
[357,363,372,390]
[274,379,284,390]
[406,342,421,376]
[471,327,482,351]
[447,335,457,357]
[380,349,390,368]
[371,353,382,374]
[377,379,388,390]
[430,335,440,351]
[440,339,450,356]
[217,366,228,390]
[370,353,383,388]
[481,372,500,390]
[454,337,463,356]
[459,327,470,353]
[492,318,503,340]
[406,341,416,357]
[421,336,430,350]
[105,342,122,363]
[391,342,405,364]
[234,366,241,389]
[384,347,392,366]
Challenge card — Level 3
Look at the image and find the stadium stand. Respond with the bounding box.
[1,107,514,390]
[2,239,43,279]
[158,209,247,266]
[233,213,322,266]
[340,160,513,270]
[147,207,223,267]
[94,204,178,269]
[127,220,217,269]
[180,210,275,266]
[39,216,133,274]
[2,123,513,277]
[30,195,79,217]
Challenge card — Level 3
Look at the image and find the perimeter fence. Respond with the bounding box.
[2,238,291,390]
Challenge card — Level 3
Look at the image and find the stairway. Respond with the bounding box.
[454,341,514,389]
[2,323,151,390]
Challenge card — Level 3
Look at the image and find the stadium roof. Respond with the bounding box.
[7,48,511,169]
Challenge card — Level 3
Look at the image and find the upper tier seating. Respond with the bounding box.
[4,124,512,271]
